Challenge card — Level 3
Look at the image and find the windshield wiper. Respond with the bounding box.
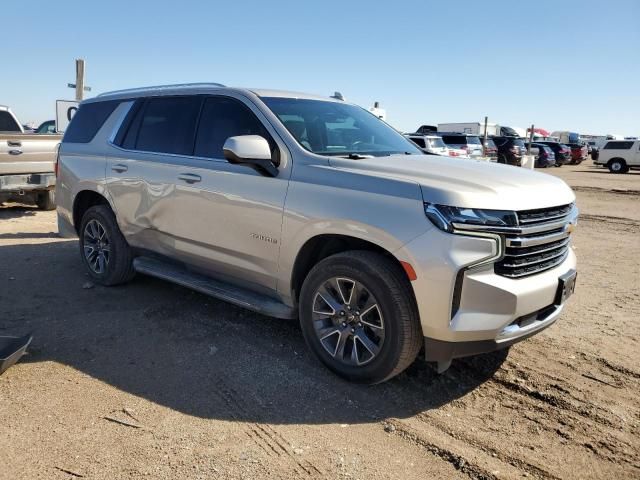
[337,153,374,159]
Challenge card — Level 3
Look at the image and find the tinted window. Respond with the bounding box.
[409,137,426,148]
[194,97,273,159]
[134,97,202,155]
[63,101,120,143]
[0,111,21,132]
[604,141,633,150]
[466,136,481,145]
[441,135,466,144]
[36,121,56,134]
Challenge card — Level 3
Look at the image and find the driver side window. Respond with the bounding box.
[194,97,274,160]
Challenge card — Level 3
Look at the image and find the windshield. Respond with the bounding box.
[262,97,421,157]
[427,137,446,148]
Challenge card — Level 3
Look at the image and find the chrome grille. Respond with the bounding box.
[495,203,576,278]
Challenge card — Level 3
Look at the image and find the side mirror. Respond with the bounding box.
[223,135,278,177]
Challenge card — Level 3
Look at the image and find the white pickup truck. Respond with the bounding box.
[0,105,61,209]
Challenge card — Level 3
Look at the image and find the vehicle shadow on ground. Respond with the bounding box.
[0,204,39,220]
[1,241,507,425]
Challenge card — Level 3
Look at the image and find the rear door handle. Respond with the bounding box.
[111,164,128,173]
[8,149,23,155]
[178,173,201,184]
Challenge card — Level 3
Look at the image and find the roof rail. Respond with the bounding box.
[98,82,226,97]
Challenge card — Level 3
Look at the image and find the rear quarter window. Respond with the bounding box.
[63,101,120,143]
[0,111,21,132]
[409,137,426,148]
[603,141,633,150]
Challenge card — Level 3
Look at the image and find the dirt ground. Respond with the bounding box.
[0,162,638,480]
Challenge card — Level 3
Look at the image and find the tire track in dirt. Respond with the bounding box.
[463,354,640,471]
[579,214,640,228]
[210,377,324,478]
[572,186,640,197]
[412,412,561,479]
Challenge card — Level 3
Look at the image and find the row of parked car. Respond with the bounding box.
[404,129,590,168]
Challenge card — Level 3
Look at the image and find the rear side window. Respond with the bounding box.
[194,97,273,160]
[134,97,202,155]
[604,141,633,150]
[409,137,426,148]
[63,101,120,143]
[0,111,21,132]
[441,135,466,144]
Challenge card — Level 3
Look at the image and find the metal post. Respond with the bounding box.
[528,124,534,155]
[483,116,488,156]
[75,59,85,101]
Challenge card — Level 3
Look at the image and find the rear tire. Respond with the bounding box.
[299,251,422,384]
[608,159,628,174]
[36,190,56,210]
[79,205,135,286]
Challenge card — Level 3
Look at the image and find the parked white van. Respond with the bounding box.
[594,140,640,173]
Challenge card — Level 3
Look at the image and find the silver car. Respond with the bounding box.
[57,83,578,383]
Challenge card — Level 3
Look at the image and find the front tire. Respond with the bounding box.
[79,205,135,286]
[299,251,422,384]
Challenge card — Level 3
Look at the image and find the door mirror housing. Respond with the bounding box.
[223,135,278,177]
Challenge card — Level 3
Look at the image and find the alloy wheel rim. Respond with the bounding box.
[311,277,385,366]
[83,219,110,274]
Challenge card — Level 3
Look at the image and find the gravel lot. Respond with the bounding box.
[0,162,638,479]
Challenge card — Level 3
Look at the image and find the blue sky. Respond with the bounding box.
[5,0,639,135]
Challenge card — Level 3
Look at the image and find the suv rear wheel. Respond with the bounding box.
[79,205,135,285]
[299,251,422,384]
[608,158,629,174]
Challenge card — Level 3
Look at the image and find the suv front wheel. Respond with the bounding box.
[299,251,422,384]
[79,205,135,286]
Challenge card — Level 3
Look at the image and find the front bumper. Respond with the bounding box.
[395,226,576,360]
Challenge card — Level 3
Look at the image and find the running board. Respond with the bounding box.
[133,257,296,319]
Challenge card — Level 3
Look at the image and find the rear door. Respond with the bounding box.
[106,96,203,247]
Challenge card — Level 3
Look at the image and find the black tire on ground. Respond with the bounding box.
[608,159,629,174]
[79,205,135,286]
[299,251,423,384]
[36,190,56,210]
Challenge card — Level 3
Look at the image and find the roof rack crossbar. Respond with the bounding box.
[98,82,226,97]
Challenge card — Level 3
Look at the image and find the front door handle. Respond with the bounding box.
[111,164,128,173]
[178,173,201,184]
[8,149,23,155]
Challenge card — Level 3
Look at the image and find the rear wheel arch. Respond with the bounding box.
[290,234,413,303]
[73,190,111,234]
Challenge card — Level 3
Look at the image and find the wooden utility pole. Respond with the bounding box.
[483,116,489,156]
[75,59,85,101]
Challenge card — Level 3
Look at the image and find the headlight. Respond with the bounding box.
[424,203,517,233]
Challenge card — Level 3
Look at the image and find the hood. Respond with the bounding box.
[328,154,575,211]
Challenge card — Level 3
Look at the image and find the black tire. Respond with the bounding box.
[608,159,628,174]
[79,205,135,286]
[299,251,422,384]
[36,190,56,210]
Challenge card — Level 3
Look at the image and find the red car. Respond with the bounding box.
[568,143,588,165]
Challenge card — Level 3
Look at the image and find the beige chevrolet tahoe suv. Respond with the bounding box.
[57,83,578,383]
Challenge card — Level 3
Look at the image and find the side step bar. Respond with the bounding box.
[133,257,296,319]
